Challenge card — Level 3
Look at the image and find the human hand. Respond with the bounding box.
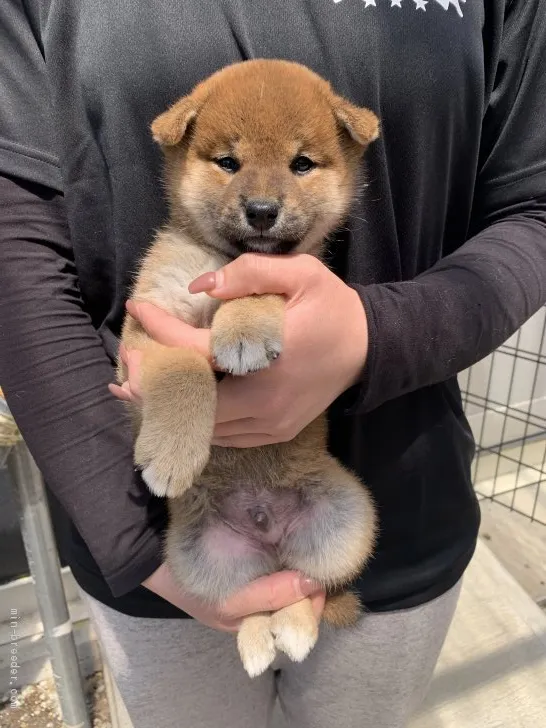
[110,253,368,448]
[142,563,325,632]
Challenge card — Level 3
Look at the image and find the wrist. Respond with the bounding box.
[141,562,165,590]
[142,562,176,599]
[343,287,369,390]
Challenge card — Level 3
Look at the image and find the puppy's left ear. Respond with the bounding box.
[333,98,380,148]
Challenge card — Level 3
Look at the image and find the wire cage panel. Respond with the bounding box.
[460,306,546,525]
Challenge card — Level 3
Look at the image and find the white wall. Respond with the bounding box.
[459,307,546,450]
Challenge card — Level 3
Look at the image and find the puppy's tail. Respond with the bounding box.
[322,590,361,628]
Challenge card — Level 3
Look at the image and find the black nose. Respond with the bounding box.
[244,199,279,231]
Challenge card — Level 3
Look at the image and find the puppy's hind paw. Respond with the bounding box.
[270,600,318,663]
[237,614,277,678]
[271,620,317,663]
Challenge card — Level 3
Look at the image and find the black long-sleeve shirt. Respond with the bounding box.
[1,0,545,617]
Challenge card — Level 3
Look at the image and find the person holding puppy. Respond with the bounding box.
[1,2,545,728]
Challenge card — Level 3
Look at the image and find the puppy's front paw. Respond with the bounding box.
[270,600,318,663]
[237,614,277,678]
[135,423,210,498]
[210,294,285,376]
[212,328,282,376]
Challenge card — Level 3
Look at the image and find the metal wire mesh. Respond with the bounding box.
[460,306,546,525]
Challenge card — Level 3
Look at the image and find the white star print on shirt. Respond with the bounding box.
[334,0,465,15]
[433,0,465,16]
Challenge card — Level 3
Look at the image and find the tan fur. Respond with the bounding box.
[322,591,362,628]
[120,59,379,676]
[135,342,216,498]
[211,294,285,374]
[271,598,319,662]
[237,613,276,678]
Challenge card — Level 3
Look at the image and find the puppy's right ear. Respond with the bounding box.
[151,95,200,146]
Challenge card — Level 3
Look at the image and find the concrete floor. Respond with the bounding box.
[479,499,546,606]
[410,539,546,727]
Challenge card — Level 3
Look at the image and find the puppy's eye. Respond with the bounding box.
[215,156,240,173]
[290,156,316,175]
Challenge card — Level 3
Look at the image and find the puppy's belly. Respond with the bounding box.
[169,486,317,603]
[167,480,371,604]
[200,484,363,588]
[204,487,307,558]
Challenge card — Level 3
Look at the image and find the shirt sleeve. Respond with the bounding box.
[0,1,164,597]
[0,176,165,596]
[355,0,546,414]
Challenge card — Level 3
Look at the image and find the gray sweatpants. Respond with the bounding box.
[83,581,461,728]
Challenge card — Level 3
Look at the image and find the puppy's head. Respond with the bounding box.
[152,60,379,256]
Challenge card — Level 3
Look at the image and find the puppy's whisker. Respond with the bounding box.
[346,213,369,224]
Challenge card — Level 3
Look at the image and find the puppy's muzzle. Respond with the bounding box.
[244,199,280,232]
[230,198,300,254]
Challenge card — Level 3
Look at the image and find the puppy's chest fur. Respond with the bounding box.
[133,227,227,327]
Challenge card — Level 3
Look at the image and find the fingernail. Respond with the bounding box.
[108,383,129,401]
[214,268,225,290]
[127,349,140,369]
[125,300,140,319]
[188,272,216,294]
[298,577,323,598]
[189,269,225,294]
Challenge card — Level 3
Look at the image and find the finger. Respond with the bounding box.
[310,591,326,621]
[215,373,275,423]
[219,591,325,633]
[119,343,128,365]
[213,417,262,437]
[108,382,134,402]
[220,572,322,620]
[126,300,211,357]
[125,350,144,400]
[212,433,281,448]
[189,253,322,300]
[214,620,241,634]
[214,378,254,423]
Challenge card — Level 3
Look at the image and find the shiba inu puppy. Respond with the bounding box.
[119,59,379,677]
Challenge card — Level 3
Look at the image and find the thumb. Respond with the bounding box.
[126,300,211,358]
[220,571,323,619]
[188,253,323,300]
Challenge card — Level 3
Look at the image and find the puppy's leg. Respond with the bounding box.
[270,597,319,663]
[134,341,216,498]
[281,457,377,587]
[237,613,276,678]
[211,294,284,375]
